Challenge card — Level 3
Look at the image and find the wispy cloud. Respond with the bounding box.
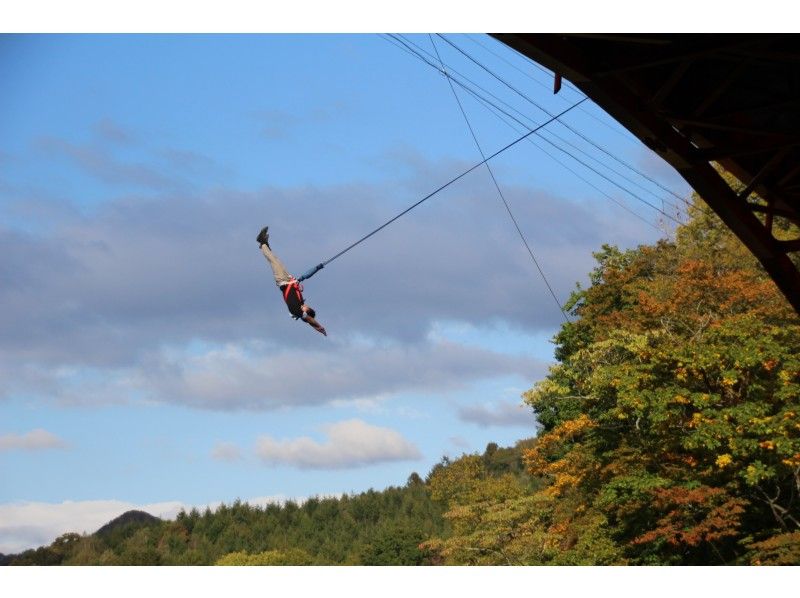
[139,340,541,411]
[92,118,135,146]
[458,401,537,428]
[255,419,421,469]
[0,429,67,452]
[449,435,471,449]
[36,136,180,192]
[2,338,543,410]
[257,102,350,140]
[211,441,242,462]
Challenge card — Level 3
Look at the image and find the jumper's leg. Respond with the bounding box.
[260,244,293,287]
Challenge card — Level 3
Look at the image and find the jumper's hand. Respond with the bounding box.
[304,315,327,337]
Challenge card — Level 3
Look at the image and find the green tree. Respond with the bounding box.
[521,190,800,564]
[215,548,314,566]
[359,523,428,565]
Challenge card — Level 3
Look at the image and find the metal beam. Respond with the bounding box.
[779,239,800,253]
[778,162,800,186]
[729,48,800,63]
[692,59,750,118]
[679,163,800,312]
[651,60,693,107]
[667,118,799,140]
[595,37,769,77]
[747,203,800,223]
[694,97,800,123]
[490,34,800,314]
[696,141,798,162]
[560,34,671,45]
[738,148,791,201]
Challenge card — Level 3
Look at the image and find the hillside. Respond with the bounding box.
[95,510,161,537]
[2,440,532,565]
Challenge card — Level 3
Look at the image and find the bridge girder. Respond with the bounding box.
[492,34,800,314]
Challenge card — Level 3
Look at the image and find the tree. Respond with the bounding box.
[520,186,800,564]
[215,548,313,566]
[359,523,428,565]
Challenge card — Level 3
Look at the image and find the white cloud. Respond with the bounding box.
[8,338,542,411]
[0,162,657,371]
[141,339,540,410]
[0,495,291,555]
[0,429,67,452]
[255,419,421,469]
[458,401,537,428]
[449,435,471,449]
[211,441,241,462]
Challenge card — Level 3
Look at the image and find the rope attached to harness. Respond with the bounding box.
[294,98,588,282]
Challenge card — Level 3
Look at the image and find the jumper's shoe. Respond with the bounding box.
[256,226,270,247]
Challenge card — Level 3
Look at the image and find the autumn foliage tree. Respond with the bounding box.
[424,176,799,565]
[520,183,800,564]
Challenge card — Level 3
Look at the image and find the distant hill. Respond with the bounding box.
[1,509,162,565]
[95,510,161,538]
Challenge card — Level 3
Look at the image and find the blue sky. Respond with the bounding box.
[0,33,691,553]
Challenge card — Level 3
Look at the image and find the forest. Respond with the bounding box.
[4,177,799,565]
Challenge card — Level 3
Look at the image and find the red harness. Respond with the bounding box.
[283,279,304,304]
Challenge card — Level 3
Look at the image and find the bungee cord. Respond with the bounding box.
[296,96,588,283]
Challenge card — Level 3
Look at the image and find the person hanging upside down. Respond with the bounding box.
[257,226,327,336]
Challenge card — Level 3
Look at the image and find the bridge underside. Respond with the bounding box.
[492,34,800,314]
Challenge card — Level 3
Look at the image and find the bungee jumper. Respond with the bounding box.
[257,226,327,336]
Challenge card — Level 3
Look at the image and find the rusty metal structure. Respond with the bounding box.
[491,34,800,314]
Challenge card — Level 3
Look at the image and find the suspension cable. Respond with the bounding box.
[385,34,684,226]
[428,34,570,322]
[304,97,588,279]
[435,34,695,208]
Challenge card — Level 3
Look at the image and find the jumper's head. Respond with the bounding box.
[301,305,316,319]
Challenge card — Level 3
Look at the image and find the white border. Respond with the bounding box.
[1,1,793,33]
[2,565,798,598]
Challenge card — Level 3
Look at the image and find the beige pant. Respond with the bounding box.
[261,244,293,287]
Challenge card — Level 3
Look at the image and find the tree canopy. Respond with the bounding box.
[423,182,800,565]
